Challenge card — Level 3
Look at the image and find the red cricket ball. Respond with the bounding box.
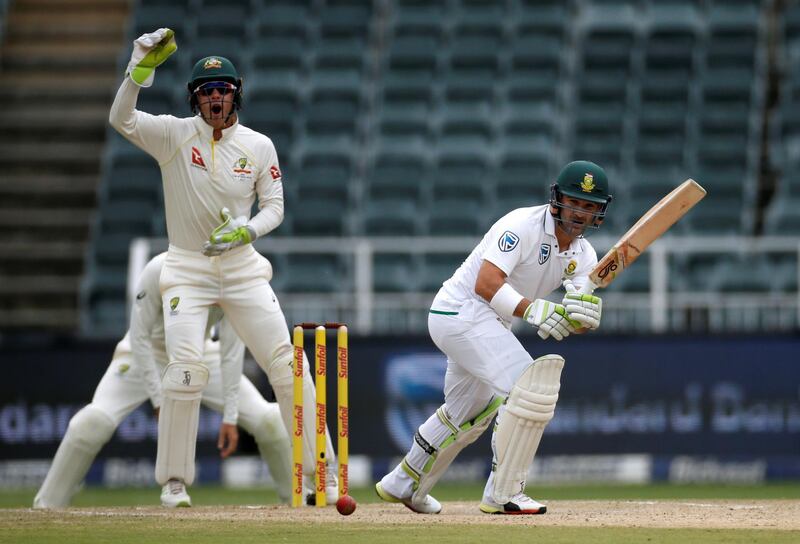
[336,494,357,516]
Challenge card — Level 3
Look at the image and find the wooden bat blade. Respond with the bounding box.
[589,179,706,290]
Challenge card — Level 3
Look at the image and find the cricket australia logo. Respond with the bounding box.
[182,371,191,386]
[498,231,519,252]
[169,296,180,316]
[538,243,551,265]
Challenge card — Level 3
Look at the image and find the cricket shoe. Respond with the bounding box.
[375,481,442,514]
[160,479,191,508]
[479,492,546,515]
[305,468,340,506]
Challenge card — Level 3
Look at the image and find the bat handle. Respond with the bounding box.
[579,279,598,295]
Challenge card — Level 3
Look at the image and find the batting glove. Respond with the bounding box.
[126,28,177,87]
[523,299,581,341]
[562,280,602,330]
[202,208,256,256]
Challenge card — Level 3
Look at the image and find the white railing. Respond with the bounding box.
[129,236,800,335]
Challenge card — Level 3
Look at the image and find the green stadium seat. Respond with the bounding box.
[373,254,420,292]
[283,254,347,293]
[106,158,161,202]
[420,253,468,292]
[361,198,420,236]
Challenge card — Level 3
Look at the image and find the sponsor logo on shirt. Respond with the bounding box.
[498,231,519,252]
[191,147,207,170]
[270,165,282,180]
[539,243,551,265]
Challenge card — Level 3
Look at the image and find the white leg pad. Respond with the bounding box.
[250,403,293,503]
[492,354,564,504]
[33,405,116,508]
[405,396,503,503]
[155,361,209,486]
[266,349,335,478]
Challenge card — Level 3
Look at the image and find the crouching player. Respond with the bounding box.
[33,252,292,508]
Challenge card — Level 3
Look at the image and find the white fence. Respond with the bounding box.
[129,236,800,335]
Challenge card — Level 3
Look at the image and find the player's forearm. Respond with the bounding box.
[109,76,140,134]
[247,186,284,238]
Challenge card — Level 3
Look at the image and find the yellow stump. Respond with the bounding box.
[315,325,327,507]
[291,326,304,508]
[337,325,349,497]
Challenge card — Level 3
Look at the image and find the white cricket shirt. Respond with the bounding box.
[110,77,284,251]
[434,204,598,321]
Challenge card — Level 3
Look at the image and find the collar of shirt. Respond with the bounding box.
[542,206,584,257]
[193,115,239,141]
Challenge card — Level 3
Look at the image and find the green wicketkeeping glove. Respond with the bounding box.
[202,208,256,256]
[126,28,177,87]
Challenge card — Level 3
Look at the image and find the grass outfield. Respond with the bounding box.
[2,483,799,544]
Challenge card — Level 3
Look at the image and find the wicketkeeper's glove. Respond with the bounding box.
[562,279,602,330]
[523,299,581,341]
[126,28,177,87]
[202,207,256,257]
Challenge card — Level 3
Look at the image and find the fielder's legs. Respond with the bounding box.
[218,249,338,502]
[159,258,214,505]
[200,367,293,504]
[33,353,149,508]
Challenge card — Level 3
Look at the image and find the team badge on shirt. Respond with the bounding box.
[498,231,519,252]
[232,157,253,182]
[564,259,577,278]
[169,296,180,316]
[538,243,551,265]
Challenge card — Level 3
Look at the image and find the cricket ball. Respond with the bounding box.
[336,494,357,516]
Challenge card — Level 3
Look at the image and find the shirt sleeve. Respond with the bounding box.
[480,217,527,277]
[217,317,243,425]
[128,257,165,409]
[109,76,176,164]
[247,140,284,238]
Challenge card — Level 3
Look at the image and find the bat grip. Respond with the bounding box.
[579,280,598,295]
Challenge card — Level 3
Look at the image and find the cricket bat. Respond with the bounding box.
[583,179,707,293]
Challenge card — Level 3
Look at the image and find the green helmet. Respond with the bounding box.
[187,56,243,112]
[554,160,611,204]
[550,160,613,233]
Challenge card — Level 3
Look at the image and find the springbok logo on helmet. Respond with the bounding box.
[203,57,223,70]
[581,173,595,193]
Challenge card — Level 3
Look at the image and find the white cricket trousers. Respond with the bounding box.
[160,244,291,369]
[428,296,535,424]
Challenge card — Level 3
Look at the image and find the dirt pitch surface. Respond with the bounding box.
[10,500,800,530]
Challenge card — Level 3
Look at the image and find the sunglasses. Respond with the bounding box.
[195,81,237,97]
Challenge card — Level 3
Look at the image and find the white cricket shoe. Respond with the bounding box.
[160,479,191,508]
[304,467,340,506]
[375,481,442,514]
[479,492,547,515]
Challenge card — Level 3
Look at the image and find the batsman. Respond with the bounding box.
[376,161,612,514]
[109,29,339,504]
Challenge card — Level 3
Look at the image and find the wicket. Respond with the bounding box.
[291,322,349,508]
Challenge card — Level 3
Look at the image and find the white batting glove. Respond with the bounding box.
[562,280,602,330]
[126,28,177,87]
[523,299,580,341]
